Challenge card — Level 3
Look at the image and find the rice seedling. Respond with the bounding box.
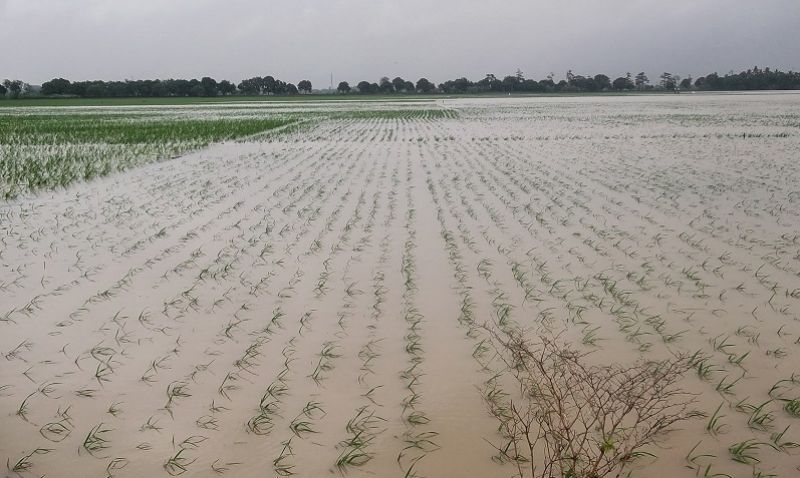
[105,457,129,477]
[81,422,113,458]
[273,438,296,476]
[164,380,191,412]
[783,399,800,417]
[716,374,742,395]
[6,448,52,474]
[748,400,776,431]
[706,402,729,436]
[336,431,376,470]
[211,459,241,474]
[728,439,768,464]
[15,391,36,421]
[164,448,196,476]
[684,441,715,471]
[139,416,163,433]
[769,425,800,452]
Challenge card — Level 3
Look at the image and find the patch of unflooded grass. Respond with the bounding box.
[0,113,294,199]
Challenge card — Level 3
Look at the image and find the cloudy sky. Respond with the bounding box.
[1,0,798,87]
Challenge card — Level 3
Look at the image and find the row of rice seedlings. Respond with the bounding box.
[251,170,361,454]
[325,157,391,474]
[423,164,531,472]
[261,152,381,476]
[462,125,800,473]
[392,166,442,478]
[1,115,351,475]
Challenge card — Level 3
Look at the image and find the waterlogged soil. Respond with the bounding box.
[2,92,800,477]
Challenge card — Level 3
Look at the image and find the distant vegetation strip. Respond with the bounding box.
[1,66,798,101]
[0,96,435,108]
[0,115,292,145]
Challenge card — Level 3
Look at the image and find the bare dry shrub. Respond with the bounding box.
[483,327,697,478]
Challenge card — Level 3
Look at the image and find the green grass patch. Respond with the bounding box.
[1,114,291,145]
[0,112,294,199]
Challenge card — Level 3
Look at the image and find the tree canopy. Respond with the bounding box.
[7,66,800,100]
[298,79,312,93]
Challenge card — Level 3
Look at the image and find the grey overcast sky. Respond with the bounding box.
[2,0,799,87]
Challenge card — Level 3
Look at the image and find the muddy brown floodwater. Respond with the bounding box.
[2,92,800,477]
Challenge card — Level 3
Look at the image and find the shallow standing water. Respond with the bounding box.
[2,92,800,477]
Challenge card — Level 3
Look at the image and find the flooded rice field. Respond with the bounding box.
[2,92,800,477]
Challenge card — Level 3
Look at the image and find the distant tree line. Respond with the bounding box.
[0,76,314,98]
[434,68,800,94]
[2,67,799,99]
[1,79,30,98]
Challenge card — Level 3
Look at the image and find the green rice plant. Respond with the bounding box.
[404,410,430,426]
[402,431,440,453]
[710,335,735,354]
[716,374,741,395]
[287,409,316,435]
[783,399,800,417]
[273,439,295,476]
[266,380,289,400]
[362,386,382,405]
[472,339,490,359]
[164,448,196,476]
[769,425,800,452]
[217,372,240,400]
[106,457,129,477]
[751,470,777,478]
[7,448,52,474]
[581,325,601,346]
[685,441,715,470]
[748,401,775,431]
[336,431,375,470]
[766,348,787,358]
[5,340,33,361]
[399,454,426,478]
[16,391,36,421]
[247,412,275,435]
[727,350,750,368]
[767,375,800,399]
[95,361,115,385]
[209,400,229,413]
[700,464,732,478]
[319,341,341,359]
[706,403,728,436]
[211,459,241,474]
[196,415,219,431]
[662,329,687,343]
[81,423,113,458]
[164,381,191,412]
[177,435,207,450]
[728,439,767,464]
[139,416,163,433]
